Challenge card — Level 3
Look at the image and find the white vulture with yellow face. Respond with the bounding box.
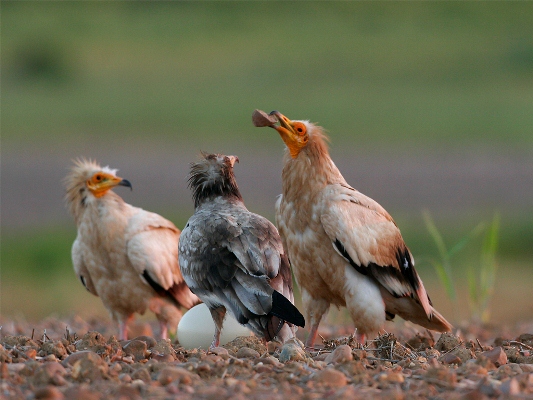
[253,110,452,348]
[64,159,199,340]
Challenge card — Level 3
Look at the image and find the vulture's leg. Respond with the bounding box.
[159,321,168,340]
[118,315,134,341]
[302,290,330,348]
[209,306,226,348]
[355,331,366,345]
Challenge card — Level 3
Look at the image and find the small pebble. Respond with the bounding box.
[158,367,198,386]
[34,385,64,400]
[500,377,520,396]
[313,368,348,387]
[123,340,149,361]
[481,346,508,367]
[131,336,157,349]
[439,353,462,365]
[131,367,151,383]
[435,333,461,352]
[62,350,103,367]
[236,347,260,359]
[252,109,277,127]
[324,345,353,364]
[279,340,307,363]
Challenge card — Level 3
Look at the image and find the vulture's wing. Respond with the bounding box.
[72,236,98,296]
[126,209,198,309]
[320,183,432,318]
[180,208,304,329]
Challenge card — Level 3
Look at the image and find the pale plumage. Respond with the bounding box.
[179,153,305,348]
[64,158,199,340]
[254,110,452,347]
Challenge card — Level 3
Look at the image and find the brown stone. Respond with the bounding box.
[41,341,67,359]
[158,366,199,386]
[313,368,348,387]
[236,347,260,359]
[210,347,229,358]
[452,347,475,364]
[32,362,67,386]
[439,353,462,365]
[70,353,109,382]
[152,338,174,355]
[0,345,12,363]
[131,335,157,349]
[123,340,149,361]
[435,333,461,352]
[480,346,508,367]
[500,377,520,396]
[75,332,107,351]
[131,367,151,383]
[324,345,353,364]
[62,350,103,367]
[34,385,65,400]
[252,109,277,127]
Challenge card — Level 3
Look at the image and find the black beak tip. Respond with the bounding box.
[120,179,133,190]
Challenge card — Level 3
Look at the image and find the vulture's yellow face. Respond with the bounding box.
[270,111,309,158]
[86,171,132,198]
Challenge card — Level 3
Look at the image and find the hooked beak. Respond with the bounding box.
[118,179,133,191]
[227,156,239,168]
[269,110,296,136]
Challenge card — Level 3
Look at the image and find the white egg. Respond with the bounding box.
[177,303,253,349]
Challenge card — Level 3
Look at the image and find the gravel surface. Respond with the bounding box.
[1,317,532,399]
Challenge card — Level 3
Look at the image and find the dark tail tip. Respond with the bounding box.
[269,290,305,328]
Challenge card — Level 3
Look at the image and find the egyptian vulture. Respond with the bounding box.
[253,110,452,347]
[64,159,199,340]
[178,153,305,348]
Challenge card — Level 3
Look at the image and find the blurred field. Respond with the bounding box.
[1,2,532,325]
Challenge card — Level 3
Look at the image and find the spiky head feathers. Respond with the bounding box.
[64,158,128,221]
[188,152,242,208]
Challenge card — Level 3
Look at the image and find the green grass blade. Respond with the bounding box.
[422,210,449,262]
[431,260,457,302]
[479,213,500,322]
[448,221,485,259]
[466,263,480,319]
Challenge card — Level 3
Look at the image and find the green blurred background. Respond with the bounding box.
[1,2,532,326]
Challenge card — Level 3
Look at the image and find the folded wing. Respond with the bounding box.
[127,210,199,309]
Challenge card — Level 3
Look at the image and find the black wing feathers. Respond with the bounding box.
[142,270,184,309]
[334,238,424,301]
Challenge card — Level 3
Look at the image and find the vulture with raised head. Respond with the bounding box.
[253,110,452,347]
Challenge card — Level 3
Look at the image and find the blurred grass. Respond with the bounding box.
[2,2,533,147]
[2,212,532,321]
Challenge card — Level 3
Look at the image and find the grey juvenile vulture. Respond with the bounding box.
[65,159,199,340]
[253,110,452,347]
[179,153,305,348]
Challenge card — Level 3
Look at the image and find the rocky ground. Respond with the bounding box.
[1,316,532,399]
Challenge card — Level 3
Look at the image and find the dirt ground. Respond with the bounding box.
[1,316,532,399]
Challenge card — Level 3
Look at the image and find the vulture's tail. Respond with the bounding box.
[268,290,305,331]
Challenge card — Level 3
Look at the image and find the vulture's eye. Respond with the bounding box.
[95,175,102,181]
[294,122,306,136]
